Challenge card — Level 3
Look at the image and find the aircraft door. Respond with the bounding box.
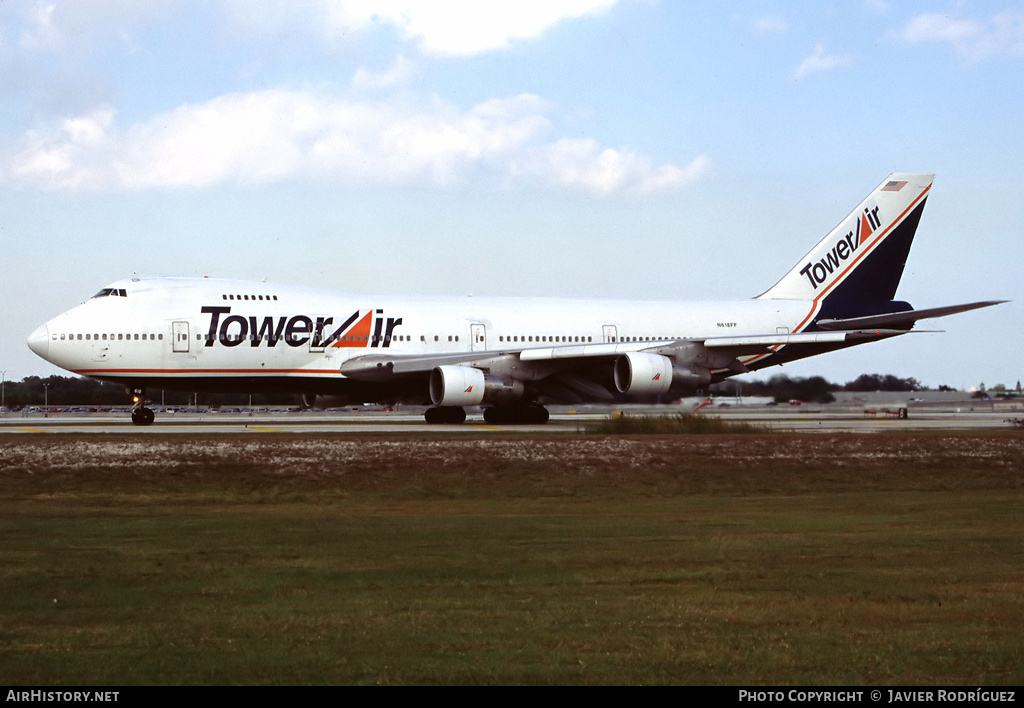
[310,315,329,353]
[90,338,109,362]
[470,323,486,352]
[602,325,617,343]
[172,321,190,353]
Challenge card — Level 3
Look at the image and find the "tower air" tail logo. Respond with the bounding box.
[799,205,881,290]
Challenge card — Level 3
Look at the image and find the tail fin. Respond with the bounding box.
[757,173,933,320]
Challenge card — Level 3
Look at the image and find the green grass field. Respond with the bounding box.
[1,433,1022,685]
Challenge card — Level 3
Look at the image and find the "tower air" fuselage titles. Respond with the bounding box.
[799,205,881,290]
[200,306,403,349]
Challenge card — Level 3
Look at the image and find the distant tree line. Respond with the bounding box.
[1,375,297,408]
[2,372,999,408]
[711,373,939,404]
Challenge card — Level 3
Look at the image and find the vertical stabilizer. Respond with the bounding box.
[758,173,933,319]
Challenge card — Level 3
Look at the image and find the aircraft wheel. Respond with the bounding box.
[482,407,504,424]
[529,405,550,424]
[424,406,466,424]
[131,407,155,426]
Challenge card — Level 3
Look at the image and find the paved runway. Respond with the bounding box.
[1,406,1018,434]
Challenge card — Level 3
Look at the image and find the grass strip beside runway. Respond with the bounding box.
[1,433,1022,685]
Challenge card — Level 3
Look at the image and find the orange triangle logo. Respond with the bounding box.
[858,212,873,245]
[330,310,373,348]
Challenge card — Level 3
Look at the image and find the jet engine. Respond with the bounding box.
[430,365,485,406]
[613,352,674,396]
[430,365,525,406]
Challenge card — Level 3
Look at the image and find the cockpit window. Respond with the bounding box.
[91,288,128,298]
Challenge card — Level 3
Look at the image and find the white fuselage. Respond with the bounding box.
[29,277,814,392]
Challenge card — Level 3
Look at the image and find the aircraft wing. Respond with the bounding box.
[338,328,908,382]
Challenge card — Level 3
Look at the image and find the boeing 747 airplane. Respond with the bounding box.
[27,173,1001,425]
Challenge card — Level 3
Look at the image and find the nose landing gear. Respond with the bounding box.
[130,389,155,426]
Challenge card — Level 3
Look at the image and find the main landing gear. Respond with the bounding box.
[130,389,155,426]
[424,406,467,424]
[483,404,549,425]
[423,404,550,425]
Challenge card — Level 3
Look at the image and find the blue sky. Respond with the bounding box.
[2,1,1021,389]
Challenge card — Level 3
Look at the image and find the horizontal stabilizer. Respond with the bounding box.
[815,300,1006,331]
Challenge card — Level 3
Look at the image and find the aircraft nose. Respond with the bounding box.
[27,323,50,360]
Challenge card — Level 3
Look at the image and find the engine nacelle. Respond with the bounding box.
[430,365,527,406]
[482,375,526,405]
[430,365,486,406]
[669,363,712,394]
[614,352,674,396]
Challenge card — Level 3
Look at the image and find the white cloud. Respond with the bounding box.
[224,0,620,57]
[899,11,1024,62]
[517,140,709,195]
[352,55,416,90]
[751,15,788,35]
[4,90,702,196]
[792,44,853,80]
[17,1,60,51]
[375,0,620,57]
[14,1,622,60]
[11,0,176,54]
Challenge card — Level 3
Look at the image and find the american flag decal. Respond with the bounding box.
[882,180,907,192]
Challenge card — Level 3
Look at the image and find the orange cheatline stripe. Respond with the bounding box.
[74,368,341,375]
